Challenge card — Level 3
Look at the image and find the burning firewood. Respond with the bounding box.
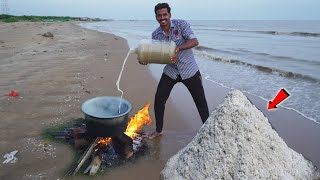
[72,137,99,175]
[84,155,102,175]
[83,141,107,175]
[112,134,134,159]
[132,139,143,151]
[59,102,153,176]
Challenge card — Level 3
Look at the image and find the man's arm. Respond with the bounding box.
[170,38,198,63]
[174,20,199,57]
[177,38,199,51]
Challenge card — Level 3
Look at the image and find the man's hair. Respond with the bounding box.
[154,3,171,15]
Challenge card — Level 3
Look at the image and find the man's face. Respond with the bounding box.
[156,8,171,27]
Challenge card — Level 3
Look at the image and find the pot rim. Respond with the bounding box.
[81,96,132,119]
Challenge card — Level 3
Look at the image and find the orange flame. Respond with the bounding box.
[97,137,111,145]
[125,102,152,139]
[97,102,152,145]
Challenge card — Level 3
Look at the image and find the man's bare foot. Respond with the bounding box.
[148,131,162,139]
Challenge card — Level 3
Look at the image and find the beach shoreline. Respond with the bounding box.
[0,21,191,179]
[0,22,319,179]
[149,63,320,168]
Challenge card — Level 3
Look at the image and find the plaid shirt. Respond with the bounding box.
[152,19,199,80]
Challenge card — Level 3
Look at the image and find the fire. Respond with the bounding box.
[125,102,152,139]
[97,137,111,145]
[97,102,152,144]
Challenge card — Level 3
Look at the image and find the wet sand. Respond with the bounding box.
[150,64,320,169]
[0,22,319,179]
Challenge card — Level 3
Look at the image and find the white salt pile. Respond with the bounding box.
[161,90,319,180]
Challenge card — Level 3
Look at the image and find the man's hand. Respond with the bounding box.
[170,47,179,64]
[137,57,148,65]
[138,60,148,65]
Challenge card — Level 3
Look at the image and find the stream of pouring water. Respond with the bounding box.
[116,49,133,113]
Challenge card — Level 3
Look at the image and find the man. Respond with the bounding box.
[139,3,209,138]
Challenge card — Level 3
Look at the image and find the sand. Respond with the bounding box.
[0,22,319,179]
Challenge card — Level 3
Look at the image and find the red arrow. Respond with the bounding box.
[268,89,290,110]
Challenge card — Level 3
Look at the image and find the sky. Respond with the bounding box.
[4,0,320,20]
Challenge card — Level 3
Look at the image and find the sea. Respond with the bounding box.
[79,20,320,124]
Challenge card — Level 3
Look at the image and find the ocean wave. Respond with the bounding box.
[196,27,320,37]
[195,50,319,82]
[261,31,320,37]
[201,73,320,125]
[195,46,240,55]
[229,48,320,65]
[195,46,217,51]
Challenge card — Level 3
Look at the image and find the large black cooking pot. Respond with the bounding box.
[81,96,132,138]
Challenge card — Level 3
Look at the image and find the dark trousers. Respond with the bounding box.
[154,71,209,132]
